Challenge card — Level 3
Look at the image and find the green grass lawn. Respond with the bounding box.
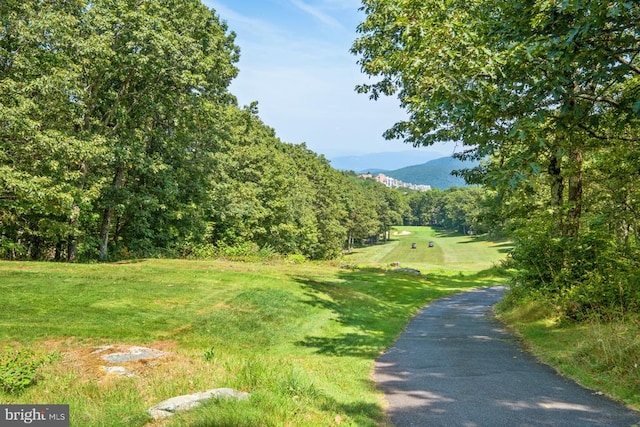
[0,227,509,426]
[346,226,510,272]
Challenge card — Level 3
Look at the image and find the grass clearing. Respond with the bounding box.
[0,226,508,426]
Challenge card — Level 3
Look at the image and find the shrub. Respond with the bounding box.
[0,348,59,394]
[505,221,640,321]
[285,253,307,264]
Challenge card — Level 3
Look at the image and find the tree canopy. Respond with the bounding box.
[353,0,640,319]
[0,0,410,262]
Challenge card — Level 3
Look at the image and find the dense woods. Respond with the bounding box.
[404,186,491,235]
[353,0,640,319]
[0,0,408,262]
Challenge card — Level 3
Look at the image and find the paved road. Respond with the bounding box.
[374,286,640,426]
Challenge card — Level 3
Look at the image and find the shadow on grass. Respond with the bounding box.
[435,229,463,238]
[433,231,513,251]
[491,241,515,253]
[454,234,505,244]
[295,267,510,359]
[320,398,387,426]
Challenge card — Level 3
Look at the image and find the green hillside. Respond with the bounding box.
[386,156,479,189]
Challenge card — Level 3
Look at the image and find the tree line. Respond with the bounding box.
[404,186,490,236]
[353,0,640,319]
[0,0,408,262]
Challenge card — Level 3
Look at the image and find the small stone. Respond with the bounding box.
[101,366,135,377]
[101,346,166,363]
[148,388,250,419]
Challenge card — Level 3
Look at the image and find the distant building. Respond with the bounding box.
[359,173,431,191]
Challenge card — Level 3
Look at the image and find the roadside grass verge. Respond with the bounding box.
[0,231,508,427]
[496,295,640,410]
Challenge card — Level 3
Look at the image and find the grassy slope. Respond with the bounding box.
[0,227,508,426]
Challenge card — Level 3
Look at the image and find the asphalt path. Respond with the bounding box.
[374,286,640,426]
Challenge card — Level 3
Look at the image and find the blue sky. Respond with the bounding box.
[202,0,457,158]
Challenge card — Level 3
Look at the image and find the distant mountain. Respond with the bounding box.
[386,156,479,190]
[329,151,446,172]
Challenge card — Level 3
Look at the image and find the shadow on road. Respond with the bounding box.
[373,287,640,426]
[293,267,507,359]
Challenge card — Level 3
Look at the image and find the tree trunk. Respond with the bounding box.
[565,149,583,237]
[67,205,80,262]
[30,236,42,261]
[55,242,64,261]
[67,240,78,262]
[548,151,564,232]
[99,208,113,262]
[99,165,126,261]
[67,160,87,262]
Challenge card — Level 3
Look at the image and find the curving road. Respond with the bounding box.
[374,286,640,426]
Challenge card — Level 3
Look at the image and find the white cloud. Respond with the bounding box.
[207,2,287,42]
[288,0,347,31]
[203,0,446,157]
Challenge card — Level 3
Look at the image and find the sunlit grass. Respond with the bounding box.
[0,227,509,426]
[345,225,511,272]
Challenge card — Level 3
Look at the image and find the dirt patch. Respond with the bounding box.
[47,341,181,382]
[392,231,412,236]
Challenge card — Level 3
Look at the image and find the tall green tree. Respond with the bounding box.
[342,174,382,250]
[282,144,348,260]
[206,106,349,260]
[405,187,490,234]
[353,0,640,316]
[79,0,239,260]
[352,0,639,232]
[1,0,105,260]
[1,0,239,260]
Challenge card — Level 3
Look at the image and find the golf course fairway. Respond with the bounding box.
[345,226,511,273]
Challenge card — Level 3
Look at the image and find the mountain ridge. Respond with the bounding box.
[329,150,447,172]
[383,156,478,190]
[330,152,478,190]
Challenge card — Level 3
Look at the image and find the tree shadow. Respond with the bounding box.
[294,267,509,359]
[112,259,146,264]
[491,241,514,253]
[319,395,389,426]
[434,230,463,238]
[294,268,441,358]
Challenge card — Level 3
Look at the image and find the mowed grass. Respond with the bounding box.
[0,227,509,426]
[346,226,511,273]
